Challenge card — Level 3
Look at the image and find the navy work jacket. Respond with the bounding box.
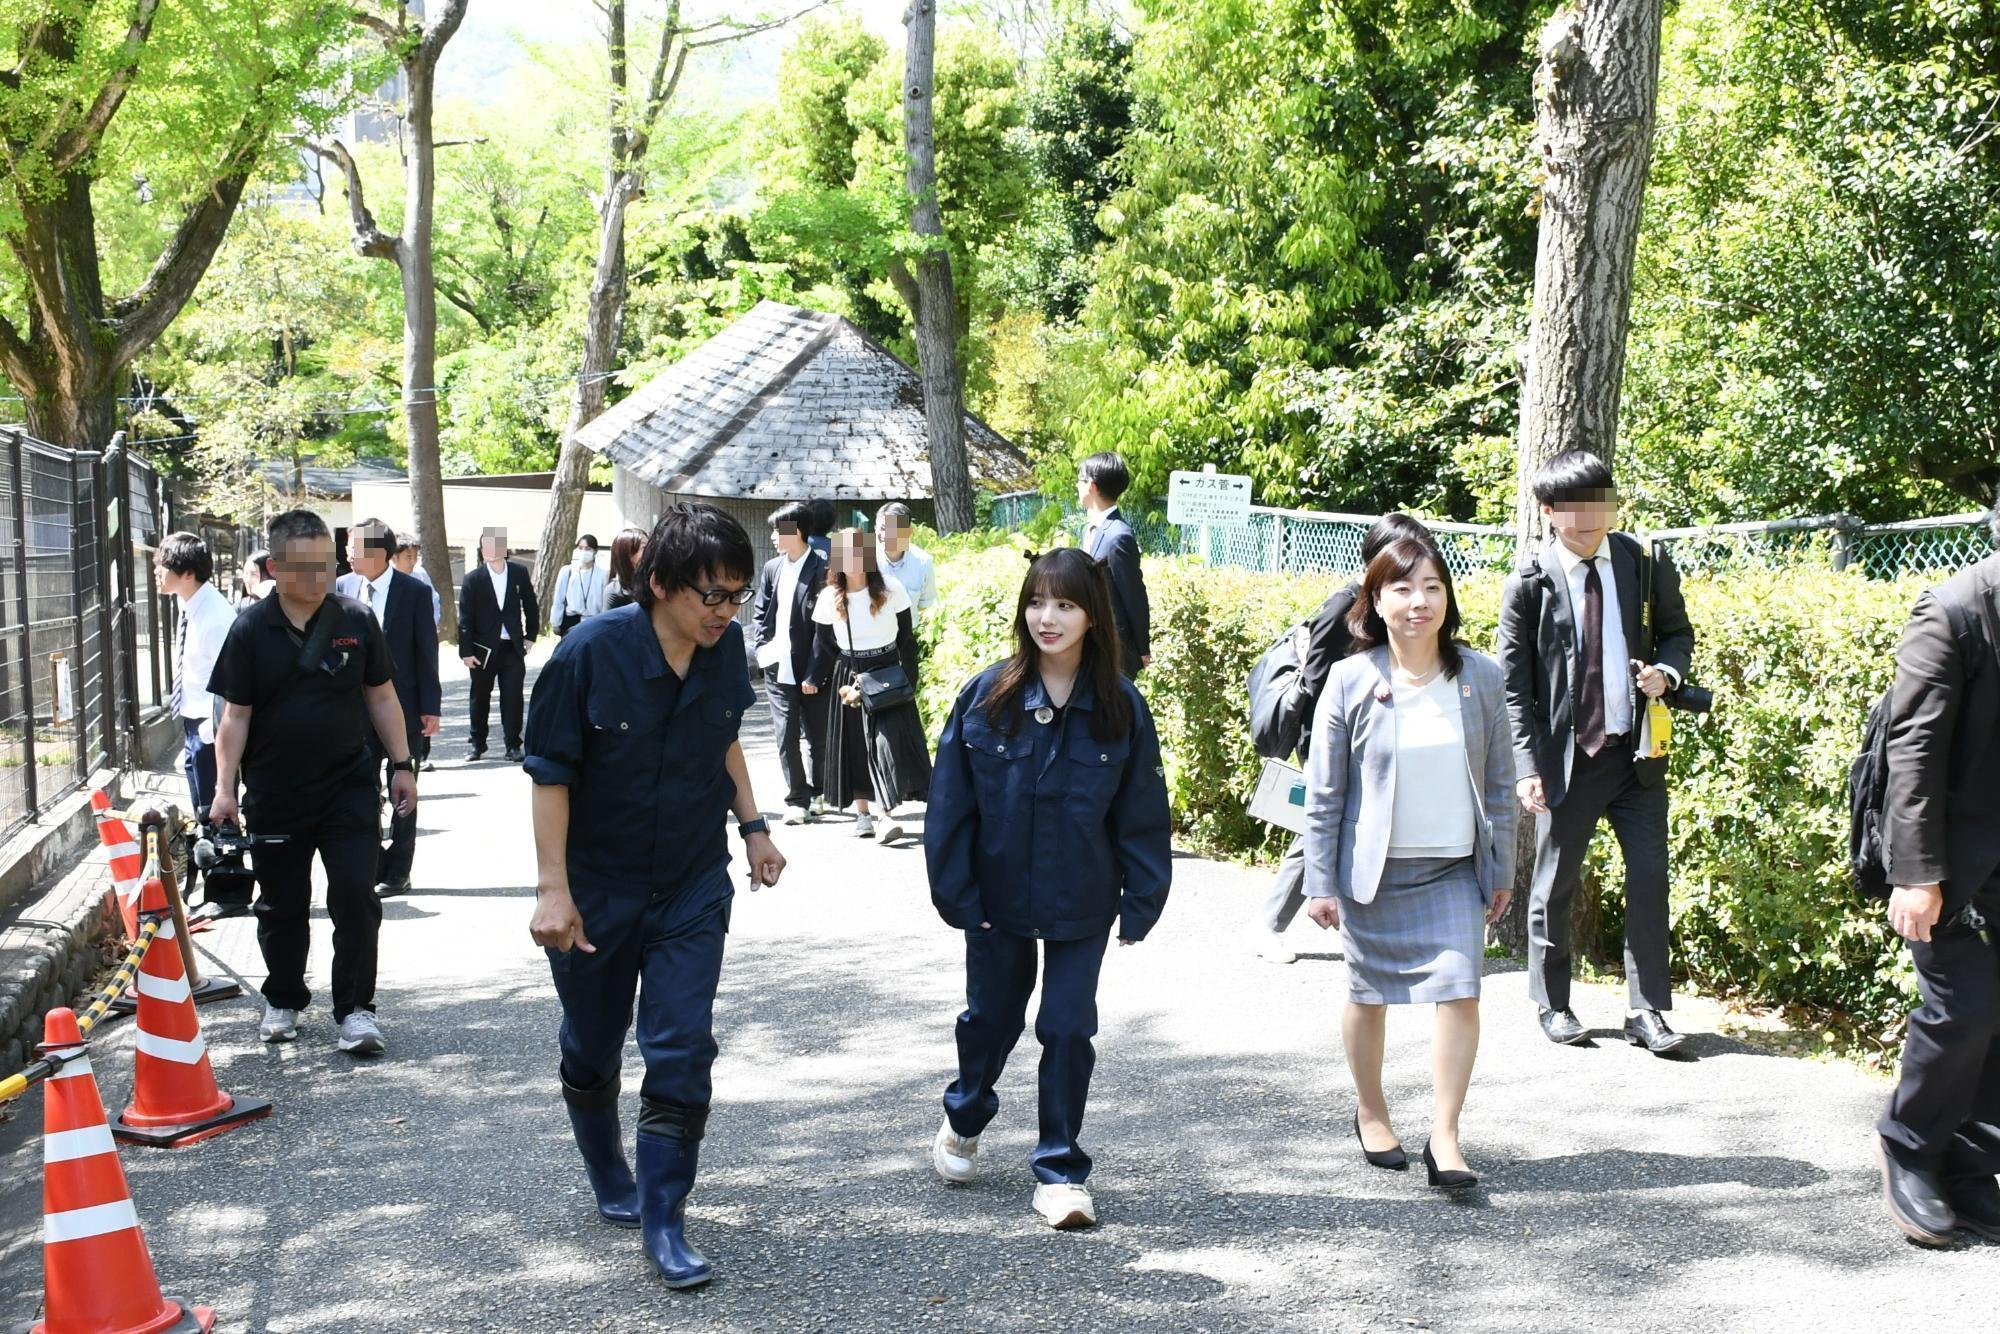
[524,604,755,938]
[926,664,1173,942]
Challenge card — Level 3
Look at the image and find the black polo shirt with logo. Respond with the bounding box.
[209,593,393,831]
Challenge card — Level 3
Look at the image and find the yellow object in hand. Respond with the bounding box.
[1645,697,1674,759]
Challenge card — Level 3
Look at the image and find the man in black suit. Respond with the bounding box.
[1498,451,1695,1054]
[340,518,441,896]
[751,502,830,823]
[458,528,539,762]
[1875,513,2000,1246]
[1077,451,1151,678]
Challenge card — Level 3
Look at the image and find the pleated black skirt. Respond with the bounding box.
[824,647,932,810]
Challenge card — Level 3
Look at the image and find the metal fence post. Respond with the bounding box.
[1830,513,1859,573]
[1270,512,1285,573]
[8,429,38,815]
[109,435,141,760]
[68,451,90,781]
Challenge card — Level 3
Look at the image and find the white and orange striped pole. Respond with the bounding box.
[27,1007,215,1334]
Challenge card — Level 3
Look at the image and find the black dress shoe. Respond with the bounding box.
[1539,1007,1588,1045]
[1624,1010,1688,1054]
[374,877,412,899]
[1422,1141,1478,1191]
[1353,1111,1407,1170]
[504,745,525,764]
[1947,1173,2000,1242]
[1877,1138,1957,1245]
[468,745,487,761]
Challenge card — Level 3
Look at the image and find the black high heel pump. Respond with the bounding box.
[1422,1141,1478,1191]
[1353,1111,1407,1170]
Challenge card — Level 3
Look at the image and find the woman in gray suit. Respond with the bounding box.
[1302,536,1517,1190]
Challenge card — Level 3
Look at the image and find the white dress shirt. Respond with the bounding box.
[772,550,807,686]
[335,567,394,623]
[488,563,513,640]
[1387,673,1476,858]
[879,545,937,615]
[1550,536,1632,739]
[175,581,236,737]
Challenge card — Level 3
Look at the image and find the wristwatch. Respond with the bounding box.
[388,758,419,775]
[738,817,769,838]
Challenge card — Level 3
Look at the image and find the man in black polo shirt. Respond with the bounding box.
[209,509,418,1056]
[525,502,786,1290]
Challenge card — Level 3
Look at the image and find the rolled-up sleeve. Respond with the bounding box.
[524,645,588,787]
[1112,691,1173,942]
[924,681,984,929]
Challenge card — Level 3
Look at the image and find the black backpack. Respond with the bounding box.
[1247,620,1314,760]
[1848,591,1988,899]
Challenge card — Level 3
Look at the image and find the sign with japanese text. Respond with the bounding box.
[1167,469,1253,526]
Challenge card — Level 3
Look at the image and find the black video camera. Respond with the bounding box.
[1665,681,1713,715]
[189,820,287,916]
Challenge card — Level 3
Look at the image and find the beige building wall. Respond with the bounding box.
[350,478,622,576]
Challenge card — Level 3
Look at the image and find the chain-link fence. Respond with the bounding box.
[988,490,1996,583]
[0,429,174,842]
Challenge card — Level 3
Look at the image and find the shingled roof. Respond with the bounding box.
[572,301,1033,500]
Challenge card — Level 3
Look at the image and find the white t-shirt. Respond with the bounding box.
[487,564,512,640]
[773,550,808,685]
[813,575,911,653]
[1387,671,1476,859]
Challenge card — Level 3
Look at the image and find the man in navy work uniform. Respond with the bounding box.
[524,502,788,1290]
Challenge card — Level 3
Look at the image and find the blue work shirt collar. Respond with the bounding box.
[609,602,714,706]
[1020,672,1100,714]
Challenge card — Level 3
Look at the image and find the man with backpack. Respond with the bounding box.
[1245,514,1436,962]
[1873,506,2000,1246]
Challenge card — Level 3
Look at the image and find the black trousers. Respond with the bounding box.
[765,679,828,807]
[372,724,422,886]
[468,641,525,750]
[1527,738,1672,1012]
[249,813,382,1021]
[181,717,216,820]
[1881,879,2000,1179]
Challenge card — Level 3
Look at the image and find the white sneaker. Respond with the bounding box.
[811,795,826,817]
[854,811,875,839]
[259,1004,298,1044]
[876,816,904,845]
[337,1011,385,1055]
[1032,1182,1097,1229]
[1251,926,1297,965]
[785,803,814,825]
[932,1120,979,1184]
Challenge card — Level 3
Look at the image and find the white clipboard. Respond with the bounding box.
[1246,758,1308,835]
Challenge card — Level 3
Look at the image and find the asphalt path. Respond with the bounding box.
[1,651,1990,1331]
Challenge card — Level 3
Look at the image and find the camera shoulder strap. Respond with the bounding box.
[252,596,342,714]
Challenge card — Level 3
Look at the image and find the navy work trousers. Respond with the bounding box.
[944,926,1111,1184]
[549,864,734,1111]
[182,717,216,820]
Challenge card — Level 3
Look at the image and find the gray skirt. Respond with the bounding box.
[1339,855,1484,1005]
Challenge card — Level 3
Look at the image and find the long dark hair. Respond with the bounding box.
[608,526,645,591]
[829,527,888,617]
[1346,537,1466,680]
[982,548,1132,741]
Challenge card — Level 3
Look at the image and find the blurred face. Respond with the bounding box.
[273,535,335,606]
[391,547,419,575]
[832,532,874,588]
[772,524,807,559]
[346,532,389,580]
[1542,491,1616,558]
[650,567,751,649]
[1025,582,1091,663]
[1374,557,1448,648]
[878,517,910,560]
[480,532,507,564]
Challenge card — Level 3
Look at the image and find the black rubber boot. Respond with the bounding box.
[561,1073,639,1228]
[637,1099,712,1288]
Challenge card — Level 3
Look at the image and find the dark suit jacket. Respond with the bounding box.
[1885,555,2000,910]
[376,570,441,730]
[1293,581,1361,761]
[751,549,829,685]
[1497,531,1694,809]
[456,559,538,659]
[1086,508,1151,676]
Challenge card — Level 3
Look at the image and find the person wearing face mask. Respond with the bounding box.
[1302,537,1517,1191]
[553,535,609,637]
[924,549,1172,1231]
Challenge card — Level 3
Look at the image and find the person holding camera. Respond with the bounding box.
[523,503,787,1290]
[1497,451,1695,1053]
[207,509,417,1056]
[1873,510,2000,1246]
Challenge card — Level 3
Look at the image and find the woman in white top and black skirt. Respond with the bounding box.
[1301,536,1518,1190]
[811,528,932,843]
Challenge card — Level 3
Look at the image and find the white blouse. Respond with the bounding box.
[1387,672,1476,859]
[813,575,911,653]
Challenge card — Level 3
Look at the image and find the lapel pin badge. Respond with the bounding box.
[1034,705,1055,725]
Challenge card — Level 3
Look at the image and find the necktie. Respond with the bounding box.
[1577,558,1607,756]
[169,609,188,715]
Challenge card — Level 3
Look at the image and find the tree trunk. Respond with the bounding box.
[903,0,977,533]
[400,44,459,640]
[1494,1,1664,959]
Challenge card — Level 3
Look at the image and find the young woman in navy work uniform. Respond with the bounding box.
[524,503,787,1290]
[924,548,1172,1229]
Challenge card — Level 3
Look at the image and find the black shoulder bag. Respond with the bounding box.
[843,597,915,715]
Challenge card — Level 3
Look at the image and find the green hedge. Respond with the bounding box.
[922,541,1928,1036]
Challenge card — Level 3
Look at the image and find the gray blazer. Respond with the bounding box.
[1303,646,1518,904]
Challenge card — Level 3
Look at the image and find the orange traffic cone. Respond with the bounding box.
[91,789,144,941]
[30,1008,215,1334]
[112,879,271,1149]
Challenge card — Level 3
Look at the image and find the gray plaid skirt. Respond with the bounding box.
[1339,854,1484,1005]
